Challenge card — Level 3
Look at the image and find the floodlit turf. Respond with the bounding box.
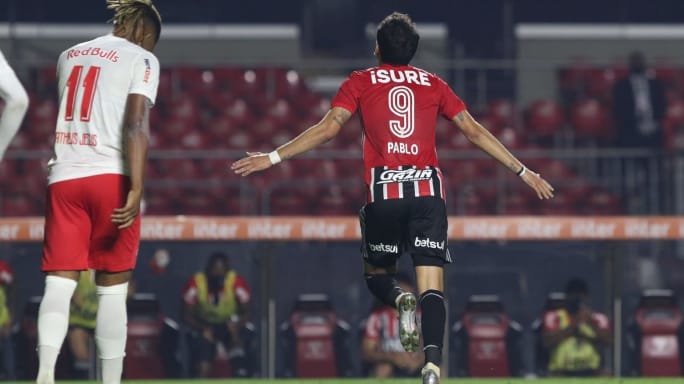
[23,379,684,384]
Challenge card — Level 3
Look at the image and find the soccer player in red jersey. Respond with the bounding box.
[36,2,161,384]
[232,12,554,383]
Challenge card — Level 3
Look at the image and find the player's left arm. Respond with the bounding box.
[231,107,352,176]
[452,110,554,200]
[111,94,151,229]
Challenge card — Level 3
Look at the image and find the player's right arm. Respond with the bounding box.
[111,94,150,229]
[452,110,554,200]
[231,107,352,176]
[112,52,159,229]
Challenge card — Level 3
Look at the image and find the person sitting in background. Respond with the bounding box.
[543,278,612,376]
[612,51,666,148]
[67,270,97,380]
[361,273,423,378]
[182,252,252,377]
[0,260,15,380]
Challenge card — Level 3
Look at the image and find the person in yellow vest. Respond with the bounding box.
[543,278,612,376]
[67,270,98,379]
[0,260,15,380]
[182,252,251,378]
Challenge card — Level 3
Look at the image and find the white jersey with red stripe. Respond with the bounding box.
[331,64,466,203]
[47,34,160,185]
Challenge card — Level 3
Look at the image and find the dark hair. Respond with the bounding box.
[565,278,589,296]
[205,252,228,273]
[376,12,419,65]
[107,0,162,43]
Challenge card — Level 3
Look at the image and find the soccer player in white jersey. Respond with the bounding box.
[36,2,161,384]
[0,49,29,161]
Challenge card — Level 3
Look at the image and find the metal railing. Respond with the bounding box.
[3,148,683,216]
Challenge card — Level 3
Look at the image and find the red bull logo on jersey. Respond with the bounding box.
[377,168,433,184]
[67,47,119,63]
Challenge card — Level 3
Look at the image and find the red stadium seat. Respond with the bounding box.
[630,290,683,377]
[316,189,350,215]
[451,295,523,377]
[502,189,534,215]
[451,186,493,216]
[539,191,576,215]
[1,194,36,216]
[280,294,352,378]
[269,189,311,215]
[570,99,613,141]
[586,68,619,100]
[124,294,165,379]
[497,127,524,149]
[663,99,684,150]
[486,99,519,129]
[225,131,255,150]
[529,159,576,180]
[143,192,173,215]
[584,189,622,215]
[525,99,565,138]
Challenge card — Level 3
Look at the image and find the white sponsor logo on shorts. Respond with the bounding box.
[414,237,445,250]
[368,242,399,254]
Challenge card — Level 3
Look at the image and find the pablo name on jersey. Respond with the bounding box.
[369,68,432,86]
[388,141,419,155]
[55,131,98,147]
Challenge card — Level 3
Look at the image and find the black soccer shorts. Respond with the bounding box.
[359,196,452,268]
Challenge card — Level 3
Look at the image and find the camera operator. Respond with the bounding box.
[542,278,612,376]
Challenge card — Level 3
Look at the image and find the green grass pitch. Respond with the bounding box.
[23,379,684,384]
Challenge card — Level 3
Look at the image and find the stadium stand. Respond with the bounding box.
[2,64,655,217]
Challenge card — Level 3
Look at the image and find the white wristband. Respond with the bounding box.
[517,166,527,177]
[268,150,282,165]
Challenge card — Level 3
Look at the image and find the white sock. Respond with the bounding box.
[36,275,78,384]
[95,283,128,384]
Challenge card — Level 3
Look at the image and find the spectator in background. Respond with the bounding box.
[0,49,29,161]
[612,51,666,148]
[361,273,423,378]
[0,260,15,380]
[182,252,252,378]
[543,278,612,376]
[67,270,97,380]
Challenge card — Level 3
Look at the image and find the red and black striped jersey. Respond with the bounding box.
[331,64,466,202]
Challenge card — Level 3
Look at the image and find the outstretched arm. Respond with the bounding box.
[452,110,554,200]
[231,107,352,176]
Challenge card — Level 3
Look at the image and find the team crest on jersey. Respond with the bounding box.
[377,168,433,184]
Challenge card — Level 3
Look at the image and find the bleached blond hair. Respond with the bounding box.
[106,0,162,41]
